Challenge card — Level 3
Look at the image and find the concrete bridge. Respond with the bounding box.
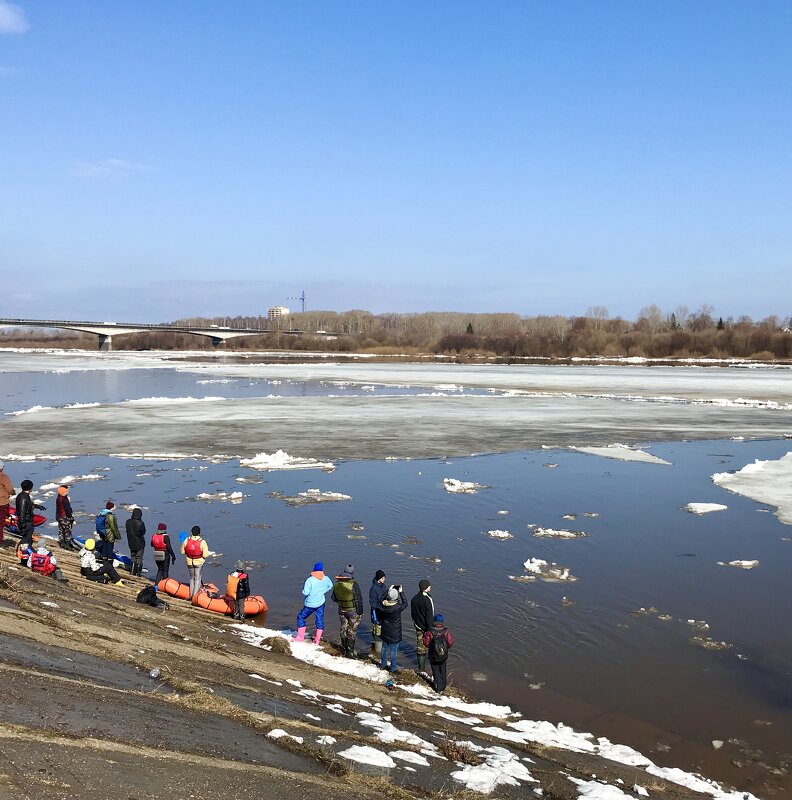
[0,318,315,351]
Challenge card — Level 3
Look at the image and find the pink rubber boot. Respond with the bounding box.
[294,627,307,642]
[314,629,323,646]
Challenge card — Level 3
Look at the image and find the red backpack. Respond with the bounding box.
[184,538,203,558]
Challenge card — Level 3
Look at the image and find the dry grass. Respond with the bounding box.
[435,735,484,766]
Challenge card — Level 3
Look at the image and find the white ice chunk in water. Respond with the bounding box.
[713,452,792,524]
[683,503,728,514]
[486,530,513,540]
[571,444,671,465]
[444,478,486,494]
[239,449,335,471]
[717,560,759,569]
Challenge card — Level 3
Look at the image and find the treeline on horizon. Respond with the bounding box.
[3,305,792,360]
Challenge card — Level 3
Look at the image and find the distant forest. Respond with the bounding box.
[3,305,792,360]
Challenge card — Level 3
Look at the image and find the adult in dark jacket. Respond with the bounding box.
[125,508,146,576]
[423,613,455,693]
[331,564,364,658]
[378,585,408,673]
[15,480,35,547]
[368,569,387,660]
[410,579,435,674]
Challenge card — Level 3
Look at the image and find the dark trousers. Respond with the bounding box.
[154,557,170,583]
[130,548,144,576]
[98,538,114,560]
[18,525,34,548]
[431,660,448,693]
[83,563,122,583]
[0,505,8,542]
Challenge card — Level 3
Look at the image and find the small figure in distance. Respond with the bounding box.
[79,538,125,585]
[331,563,364,658]
[28,537,68,582]
[182,525,209,598]
[227,561,251,620]
[410,578,435,676]
[0,460,14,546]
[125,507,146,577]
[56,485,79,551]
[369,569,387,661]
[294,561,333,645]
[379,584,408,673]
[15,479,36,548]
[151,523,176,582]
[423,613,454,693]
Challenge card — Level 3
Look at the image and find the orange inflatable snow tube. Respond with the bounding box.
[191,588,267,617]
[157,577,191,600]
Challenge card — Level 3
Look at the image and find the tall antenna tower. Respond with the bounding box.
[288,291,306,313]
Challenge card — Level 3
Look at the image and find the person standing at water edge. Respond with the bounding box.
[410,578,434,674]
[227,561,251,620]
[369,569,387,660]
[182,525,209,598]
[125,508,146,576]
[379,585,408,673]
[0,462,14,544]
[56,485,77,550]
[295,562,332,645]
[15,480,35,547]
[151,523,176,582]
[331,564,364,658]
[96,502,120,561]
[423,613,454,693]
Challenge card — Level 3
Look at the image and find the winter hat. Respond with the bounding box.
[235,561,245,571]
[313,562,323,572]
[191,525,201,536]
[387,587,399,601]
[57,486,69,496]
[105,501,115,510]
[374,569,386,581]
[21,480,33,491]
[343,564,355,577]
[157,523,167,531]
[433,613,444,623]
[85,539,95,551]
[419,579,431,592]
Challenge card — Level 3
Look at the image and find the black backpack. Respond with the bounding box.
[430,627,449,662]
[136,585,166,608]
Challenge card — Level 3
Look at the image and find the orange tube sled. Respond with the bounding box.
[191,588,267,617]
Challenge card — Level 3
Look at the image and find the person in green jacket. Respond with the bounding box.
[331,564,364,658]
[100,501,121,561]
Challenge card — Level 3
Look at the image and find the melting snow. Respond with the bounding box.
[337,745,396,768]
[528,525,588,539]
[444,478,486,494]
[388,750,431,767]
[451,746,536,794]
[713,452,792,524]
[239,449,335,471]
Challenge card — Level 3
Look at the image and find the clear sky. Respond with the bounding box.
[1,1,790,322]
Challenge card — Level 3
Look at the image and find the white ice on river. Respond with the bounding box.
[712,451,792,524]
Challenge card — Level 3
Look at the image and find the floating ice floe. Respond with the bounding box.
[713,452,792,524]
[194,491,245,504]
[444,478,487,494]
[571,443,671,465]
[511,558,577,582]
[485,530,513,540]
[6,402,101,416]
[528,525,587,539]
[717,560,759,569]
[269,488,352,507]
[338,745,396,768]
[39,473,106,491]
[684,503,728,515]
[239,449,335,471]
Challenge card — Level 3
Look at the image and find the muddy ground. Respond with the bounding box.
[0,541,780,800]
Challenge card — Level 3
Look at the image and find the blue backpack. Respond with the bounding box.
[95,513,107,537]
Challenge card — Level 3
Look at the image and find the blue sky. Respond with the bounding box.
[1,1,790,322]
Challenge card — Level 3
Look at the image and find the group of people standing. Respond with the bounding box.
[296,562,454,693]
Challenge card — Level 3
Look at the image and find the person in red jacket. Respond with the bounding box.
[56,485,78,550]
[422,613,454,693]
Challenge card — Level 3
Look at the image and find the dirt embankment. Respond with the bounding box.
[0,543,775,800]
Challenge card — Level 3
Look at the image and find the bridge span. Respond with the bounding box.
[0,318,316,351]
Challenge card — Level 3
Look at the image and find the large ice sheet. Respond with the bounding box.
[713,452,792,524]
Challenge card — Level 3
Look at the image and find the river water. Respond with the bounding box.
[1,350,791,790]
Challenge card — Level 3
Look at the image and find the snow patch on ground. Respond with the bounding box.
[239,449,335,471]
[389,750,430,766]
[451,746,536,794]
[337,745,396,768]
[571,444,671,465]
[684,503,728,514]
[569,777,634,799]
[713,452,792,524]
[266,728,303,744]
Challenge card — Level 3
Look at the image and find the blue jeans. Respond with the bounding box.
[297,603,326,630]
[380,641,399,671]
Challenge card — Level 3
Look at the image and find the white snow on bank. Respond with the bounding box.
[486,530,513,540]
[528,525,587,539]
[451,746,536,794]
[6,402,101,416]
[389,750,430,767]
[569,778,633,799]
[444,478,487,494]
[684,503,728,515]
[338,745,396,768]
[267,728,303,744]
[571,444,671,465]
[124,395,228,405]
[356,711,437,752]
[713,452,792,524]
[239,449,335,471]
[717,560,759,569]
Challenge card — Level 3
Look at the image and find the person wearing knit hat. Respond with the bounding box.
[294,562,333,645]
[331,564,364,658]
[151,522,176,583]
[95,501,121,562]
[0,461,14,546]
[378,583,408,673]
[15,479,35,548]
[423,613,454,693]
[410,579,435,675]
[368,569,388,661]
[125,507,146,577]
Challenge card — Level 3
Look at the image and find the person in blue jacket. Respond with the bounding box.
[295,561,333,645]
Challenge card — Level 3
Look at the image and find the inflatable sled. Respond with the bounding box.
[4,509,47,533]
[157,578,267,617]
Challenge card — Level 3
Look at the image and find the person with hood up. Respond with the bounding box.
[0,461,14,544]
[181,525,209,598]
[125,508,146,576]
[151,523,176,582]
[28,538,68,582]
[55,485,78,550]
[15,479,35,547]
[79,539,124,585]
[331,564,364,658]
[295,562,333,645]
[226,561,251,620]
[96,502,120,561]
[410,579,435,675]
[423,613,454,693]
[369,569,387,660]
[379,584,408,673]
